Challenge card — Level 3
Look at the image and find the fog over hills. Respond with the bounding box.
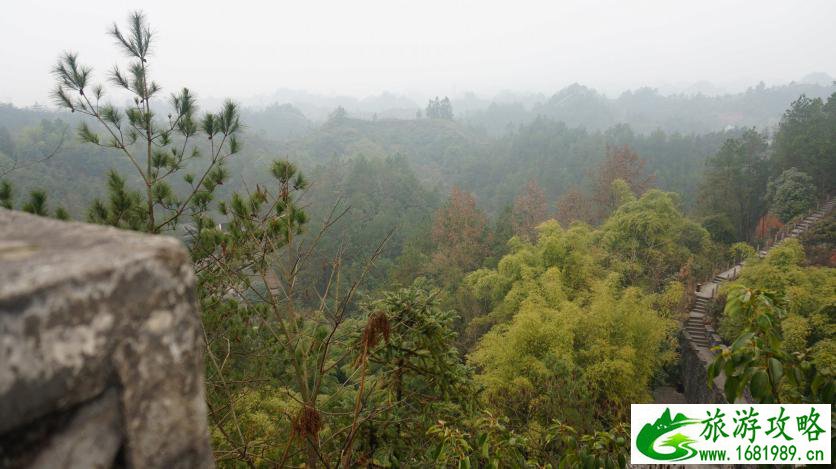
[2,4,835,466]
[3,76,835,139]
[4,1,836,104]
[223,77,836,136]
[205,72,836,121]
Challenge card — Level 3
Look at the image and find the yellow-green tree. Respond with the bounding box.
[466,220,679,434]
[719,239,835,374]
[709,285,834,404]
[600,188,710,291]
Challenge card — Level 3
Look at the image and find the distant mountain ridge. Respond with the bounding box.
[230,78,836,136]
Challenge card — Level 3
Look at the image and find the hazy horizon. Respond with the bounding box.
[2,0,836,107]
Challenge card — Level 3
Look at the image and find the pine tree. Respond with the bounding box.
[426,96,454,120]
[0,181,12,209]
[52,11,241,234]
[0,181,69,219]
[21,190,48,216]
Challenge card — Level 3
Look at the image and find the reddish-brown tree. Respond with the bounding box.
[753,213,784,241]
[555,188,593,226]
[591,145,655,221]
[430,187,491,276]
[512,179,549,241]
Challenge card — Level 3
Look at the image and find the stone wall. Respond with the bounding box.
[0,209,213,468]
[680,331,726,404]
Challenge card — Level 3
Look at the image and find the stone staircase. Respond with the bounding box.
[758,197,835,256]
[683,265,738,352]
[680,195,834,403]
[684,295,712,348]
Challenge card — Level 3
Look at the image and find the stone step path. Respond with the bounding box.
[676,195,834,405]
[683,195,834,362]
[758,198,834,256]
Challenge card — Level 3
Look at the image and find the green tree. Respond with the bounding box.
[0,121,70,218]
[766,167,818,222]
[426,96,454,120]
[0,126,13,155]
[0,181,69,219]
[600,189,710,290]
[708,286,834,404]
[0,181,12,209]
[199,160,330,467]
[52,11,240,234]
[698,129,771,241]
[328,106,348,122]
[771,93,836,197]
[717,240,835,376]
[491,204,515,258]
[729,242,756,263]
[302,155,439,291]
[426,415,629,468]
[87,171,146,230]
[21,190,48,216]
[701,213,737,244]
[344,280,473,466]
[721,240,833,323]
[466,220,678,435]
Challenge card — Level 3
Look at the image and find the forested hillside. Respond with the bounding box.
[6,73,834,219]
[464,81,836,135]
[0,100,740,219]
[1,10,834,468]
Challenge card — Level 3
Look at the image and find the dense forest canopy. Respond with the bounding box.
[0,92,771,219]
[1,8,834,468]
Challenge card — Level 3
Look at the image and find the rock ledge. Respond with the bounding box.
[0,209,213,468]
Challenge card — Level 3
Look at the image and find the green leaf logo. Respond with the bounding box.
[636,408,700,461]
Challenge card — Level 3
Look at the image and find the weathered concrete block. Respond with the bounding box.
[0,209,213,468]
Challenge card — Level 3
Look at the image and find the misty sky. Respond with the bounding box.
[2,0,836,106]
